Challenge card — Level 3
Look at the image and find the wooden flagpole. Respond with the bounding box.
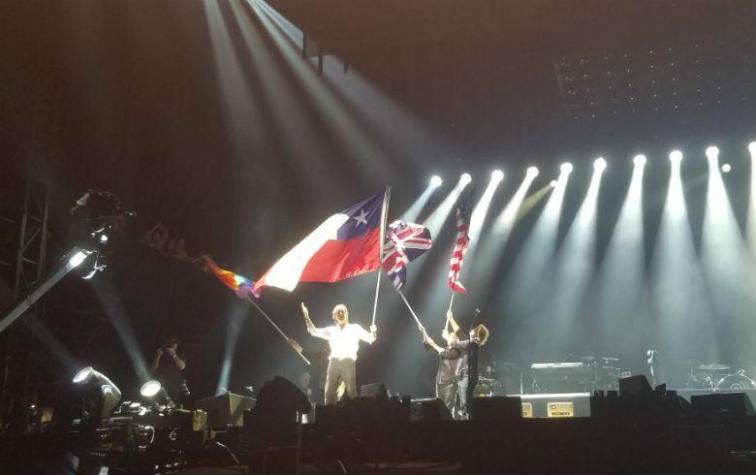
[246,296,310,365]
[447,293,455,315]
[371,186,391,327]
[396,289,425,331]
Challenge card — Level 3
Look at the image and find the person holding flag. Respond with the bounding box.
[301,302,377,405]
[422,310,489,419]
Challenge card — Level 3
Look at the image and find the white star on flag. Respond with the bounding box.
[353,209,368,226]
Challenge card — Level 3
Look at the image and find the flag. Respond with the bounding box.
[202,255,257,299]
[448,193,472,293]
[382,220,432,289]
[253,192,385,295]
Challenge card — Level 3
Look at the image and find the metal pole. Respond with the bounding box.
[246,296,310,365]
[371,186,391,327]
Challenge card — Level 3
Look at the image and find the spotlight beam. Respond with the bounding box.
[651,150,716,384]
[594,156,647,356]
[422,178,470,233]
[471,170,541,305]
[701,146,755,365]
[500,168,571,357]
[747,143,756,253]
[549,163,604,352]
[402,183,439,223]
[0,248,90,336]
[216,306,248,396]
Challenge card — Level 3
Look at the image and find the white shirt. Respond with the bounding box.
[308,322,375,360]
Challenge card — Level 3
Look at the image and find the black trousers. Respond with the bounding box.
[324,358,357,405]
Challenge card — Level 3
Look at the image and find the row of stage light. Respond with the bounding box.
[426,143,756,188]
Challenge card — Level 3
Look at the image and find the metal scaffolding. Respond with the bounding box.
[0,180,50,429]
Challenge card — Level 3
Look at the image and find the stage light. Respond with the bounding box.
[550,180,557,187]
[721,163,732,173]
[460,173,472,185]
[99,234,108,244]
[593,157,607,171]
[705,146,719,159]
[68,250,89,268]
[560,162,573,174]
[749,142,756,154]
[492,169,504,182]
[140,380,175,409]
[633,155,647,167]
[527,166,539,177]
[669,150,683,164]
[72,366,122,421]
[140,380,162,398]
[73,366,94,384]
[430,175,443,188]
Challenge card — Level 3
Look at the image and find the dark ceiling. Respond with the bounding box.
[1,0,755,404]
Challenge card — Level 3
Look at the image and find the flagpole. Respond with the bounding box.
[447,293,455,315]
[396,289,425,331]
[246,296,311,365]
[371,186,391,327]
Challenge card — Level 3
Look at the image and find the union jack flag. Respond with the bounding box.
[382,220,432,289]
[448,193,472,293]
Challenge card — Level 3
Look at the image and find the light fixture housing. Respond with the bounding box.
[705,146,719,159]
[72,366,122,421]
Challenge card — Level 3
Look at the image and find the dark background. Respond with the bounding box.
[1,0,755,408]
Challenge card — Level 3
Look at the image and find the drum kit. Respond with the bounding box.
[475,358,756,396]
[686,362,756,390]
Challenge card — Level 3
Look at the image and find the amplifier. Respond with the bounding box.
[546,401,574,418]
[521,402,533,418]
[195,392,255,428]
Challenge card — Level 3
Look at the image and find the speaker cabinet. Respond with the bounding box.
[472,397,522,421]
[691,392,755,417]
[195,392,255,428]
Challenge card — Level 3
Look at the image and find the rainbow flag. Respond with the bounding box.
[202,256,257,298]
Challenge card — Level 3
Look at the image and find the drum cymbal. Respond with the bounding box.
[697,363,730,371]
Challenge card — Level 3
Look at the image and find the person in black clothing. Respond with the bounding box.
[422,311,490,419]
[151,336,189,405]
[465,323,489,418]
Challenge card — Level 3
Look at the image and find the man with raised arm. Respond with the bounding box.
[301,302,377,405]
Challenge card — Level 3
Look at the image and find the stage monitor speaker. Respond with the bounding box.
[619,374,652,397]
[691,392,755,417]
[254,376,311,417]
[472,397,522,421]
[410,398,452,421]
[195,392,255,427]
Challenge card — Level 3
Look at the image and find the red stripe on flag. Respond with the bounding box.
[299,228,382,283]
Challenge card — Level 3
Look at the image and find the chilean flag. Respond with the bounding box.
[252,193,385,295]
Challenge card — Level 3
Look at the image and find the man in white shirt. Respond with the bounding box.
[301,302,377,405]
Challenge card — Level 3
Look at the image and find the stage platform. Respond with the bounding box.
[5,391,756,474]
[509,388,756,418]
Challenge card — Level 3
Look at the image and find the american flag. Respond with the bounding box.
[448,194,472,293]
[382,220,432,289]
